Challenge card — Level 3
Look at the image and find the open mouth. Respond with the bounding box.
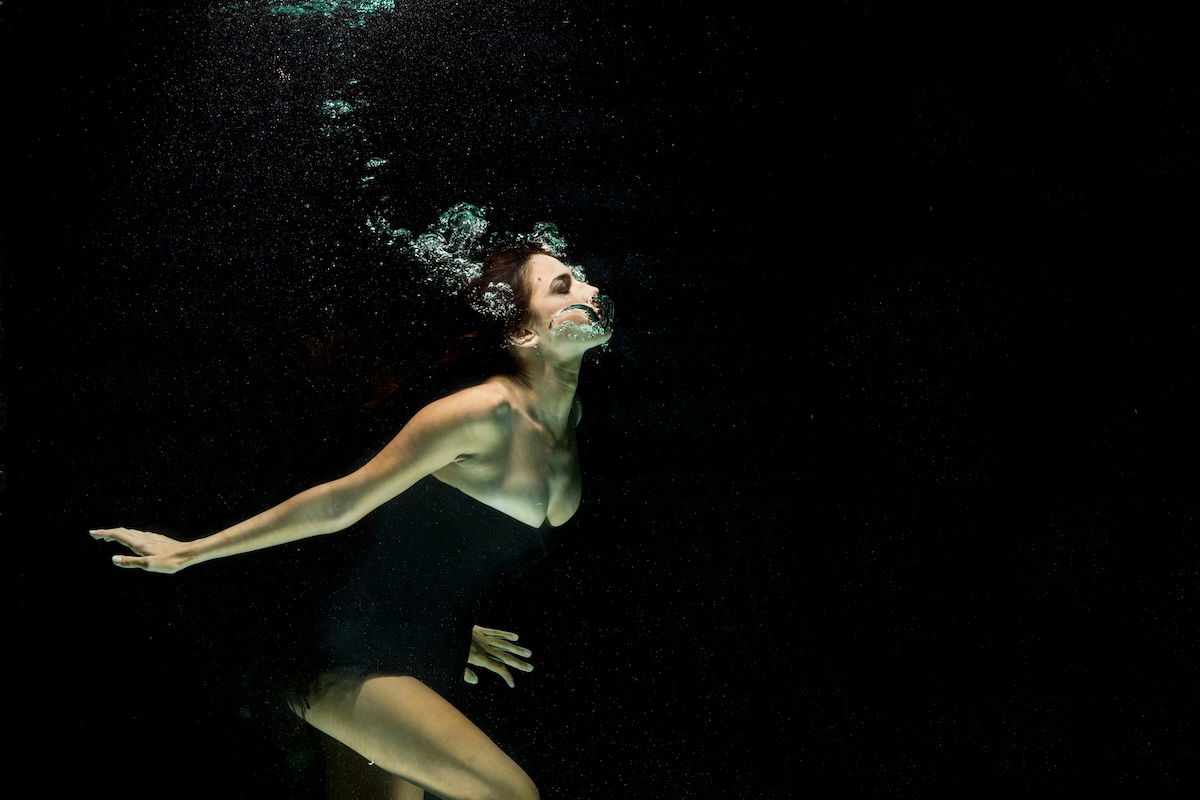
[594,294,615,324]
[550,304,602,327]
[548,295,615,330]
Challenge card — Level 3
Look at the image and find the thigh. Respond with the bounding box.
[316,730,424,800]
[296,671,537,800]
[388,775,426,800]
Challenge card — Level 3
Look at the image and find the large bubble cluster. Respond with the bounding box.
[410,202,490,292]
[219,1,397,26]
[205,3,589,327]
[363,202,580,323]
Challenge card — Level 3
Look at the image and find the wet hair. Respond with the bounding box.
[359,241,555,412]
[462,242,550,345]
[424,242,553,384]
[300,237,560,425]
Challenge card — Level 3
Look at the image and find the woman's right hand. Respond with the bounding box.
[89,527,193,574]
[463,625,533,689]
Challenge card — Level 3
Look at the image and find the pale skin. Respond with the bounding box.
[91,254,612,800]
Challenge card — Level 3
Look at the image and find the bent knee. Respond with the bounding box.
[518,778,541,800]
[482,774,539,800]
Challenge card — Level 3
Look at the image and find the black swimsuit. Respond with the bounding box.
[282,475,555,712]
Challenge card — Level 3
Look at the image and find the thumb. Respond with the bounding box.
[463,667,479,684]
[113,555,148,569]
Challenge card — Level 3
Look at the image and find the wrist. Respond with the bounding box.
[177,538,211,570]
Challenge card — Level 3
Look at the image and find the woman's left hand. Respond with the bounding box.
[464,625,533,688]
[89,527,193,573]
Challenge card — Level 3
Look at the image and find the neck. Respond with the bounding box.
[508,347,584,438]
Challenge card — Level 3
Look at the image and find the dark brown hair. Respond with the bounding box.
[459,243,547,344]
[300,241,559,421]
[362,242,554,411]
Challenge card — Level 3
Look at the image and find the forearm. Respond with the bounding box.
[182,483,343,567]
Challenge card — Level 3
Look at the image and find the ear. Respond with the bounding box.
[506,327,541,349]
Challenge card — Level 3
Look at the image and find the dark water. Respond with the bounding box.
[6,3,1196,796]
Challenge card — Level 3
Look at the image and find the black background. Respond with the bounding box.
[5,2,1196,796]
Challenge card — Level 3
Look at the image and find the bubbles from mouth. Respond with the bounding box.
[549,320,610,341]
[550,304,602,327]
[548,297,615,342]
[594,294,615,326]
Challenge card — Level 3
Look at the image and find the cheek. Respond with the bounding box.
[536,302,561,329]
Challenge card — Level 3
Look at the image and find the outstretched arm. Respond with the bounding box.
[92,480,340,572]
[91,383,508,572]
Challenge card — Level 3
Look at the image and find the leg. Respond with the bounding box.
[290,671,538,800]
[316,728,426,799]
[389,775,426,800]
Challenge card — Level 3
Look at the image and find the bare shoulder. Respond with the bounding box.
[419,381,513,433]
[434,381,510,414]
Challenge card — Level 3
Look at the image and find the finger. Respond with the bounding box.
[491,641,533,658]
[112,555,149,569]
[488,650,534,673]
[92,528,146,552]
[463,667,478,685]
[476,627,519,641]
[484,661,515,689]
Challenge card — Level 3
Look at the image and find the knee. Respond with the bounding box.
[512,775,540,800]
[442,768,538,800]
[481,773,539,800]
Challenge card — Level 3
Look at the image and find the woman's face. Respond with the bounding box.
[518,254,613,352]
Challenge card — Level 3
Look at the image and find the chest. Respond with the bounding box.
[435,421,582,528]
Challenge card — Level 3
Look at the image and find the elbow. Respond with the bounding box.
[323,483,360,532]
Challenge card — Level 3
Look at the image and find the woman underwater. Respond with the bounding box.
[90,239,615,800]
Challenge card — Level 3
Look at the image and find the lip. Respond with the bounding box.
[550,304,603,327]
[548,294,615,331]
[594,294,615,326]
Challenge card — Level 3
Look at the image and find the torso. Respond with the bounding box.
[431,377,582,529]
